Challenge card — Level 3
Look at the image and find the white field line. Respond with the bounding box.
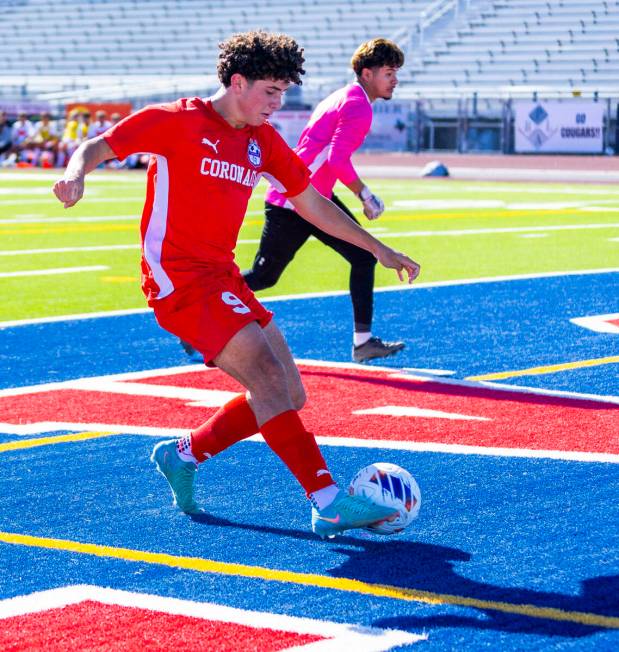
[2,267,618,329]
[0,244,140,256]
[0,197,144,205]
[0,421,616,464]
[0,265,108,278]
[352,406,490,421]
[0,215,138,224]
[0,172,144,182]
[0,211,262,223]
[375,223,619,238]
[62,377,237,407]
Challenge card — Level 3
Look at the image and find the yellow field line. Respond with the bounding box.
[0,531,616,629]
[467,355,619,381]
[0,431,116,453]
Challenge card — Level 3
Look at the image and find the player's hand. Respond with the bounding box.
[53,176,84,208]
[375,243,420,284]
[359,185,384,220]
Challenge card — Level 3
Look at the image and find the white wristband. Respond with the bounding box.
[359,185,372,201]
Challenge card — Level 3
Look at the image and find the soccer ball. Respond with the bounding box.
[349,462,421,535]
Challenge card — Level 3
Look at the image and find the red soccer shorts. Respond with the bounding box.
[152,267,273,365]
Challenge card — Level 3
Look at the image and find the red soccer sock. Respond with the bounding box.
[190,394,259,462]
[259,410,334,495]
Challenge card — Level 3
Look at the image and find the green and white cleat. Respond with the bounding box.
[311,490,397,539]
[151,440,201,514]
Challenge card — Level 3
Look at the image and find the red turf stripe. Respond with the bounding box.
[0,365,617,454]
[0,601,325,651]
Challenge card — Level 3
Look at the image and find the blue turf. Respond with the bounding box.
[0,272,617,395]
[0,438,617,650]
[1,272,618,650]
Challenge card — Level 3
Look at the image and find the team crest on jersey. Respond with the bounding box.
[247,139,262,167]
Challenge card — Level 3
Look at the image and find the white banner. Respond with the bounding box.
[269,110,312,147]
[515,100,604,153]
[361,100,409,152]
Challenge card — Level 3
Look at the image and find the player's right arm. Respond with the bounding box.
[52,136,114,208]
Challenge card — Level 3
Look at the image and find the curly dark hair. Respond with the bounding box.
[351,38,404,76]
[217,31,305,87]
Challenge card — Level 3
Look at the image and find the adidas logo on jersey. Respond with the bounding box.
[200,157,259,187]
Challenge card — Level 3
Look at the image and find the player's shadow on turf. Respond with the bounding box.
[189,512,617,637]
[328,540,618,638]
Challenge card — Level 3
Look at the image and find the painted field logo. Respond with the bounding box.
[0,364,617,459]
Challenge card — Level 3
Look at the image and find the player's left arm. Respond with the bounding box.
[289,183,419,283]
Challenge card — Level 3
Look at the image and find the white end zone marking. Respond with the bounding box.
[571,313,619,334]
[0,586,426,650]
[353,406,490,421]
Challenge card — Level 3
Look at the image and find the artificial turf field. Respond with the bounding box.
[0,168,617,650]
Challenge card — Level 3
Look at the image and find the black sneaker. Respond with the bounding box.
[353,336,405,363]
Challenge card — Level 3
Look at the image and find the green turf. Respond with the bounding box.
[1,169,618,321]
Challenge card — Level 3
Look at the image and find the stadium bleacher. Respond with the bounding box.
[407,0,619,90]
[0,0,616,105]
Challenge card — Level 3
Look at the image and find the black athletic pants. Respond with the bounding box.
[243,194,376,332]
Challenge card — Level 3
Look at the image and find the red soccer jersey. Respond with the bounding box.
[104,97,310,303]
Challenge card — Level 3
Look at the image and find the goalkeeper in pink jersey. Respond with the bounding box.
[244,39,406,363]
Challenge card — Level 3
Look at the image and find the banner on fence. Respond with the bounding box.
[361,101,409,151]
[269,110,312,147]
[514,100,604,153]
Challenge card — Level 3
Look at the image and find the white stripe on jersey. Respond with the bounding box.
[143,155,174,299]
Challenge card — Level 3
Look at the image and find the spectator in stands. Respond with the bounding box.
[242,38,406,363]
[0,111,12,164]
[52,30,419,537]
[31,112,59,167]
[57,109,89,167]
[88,110,111,139]
[11,111,34,163]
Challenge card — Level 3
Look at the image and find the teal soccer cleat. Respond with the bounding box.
[151,440,201,514]
[312,490,397,538]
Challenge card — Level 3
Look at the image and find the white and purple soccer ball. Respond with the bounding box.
[349,462,421,535]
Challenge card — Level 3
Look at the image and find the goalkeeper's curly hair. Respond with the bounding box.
[217,31,305,87]
[351,38,404,76]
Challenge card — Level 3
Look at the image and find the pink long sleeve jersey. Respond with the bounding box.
[265,82,372,208]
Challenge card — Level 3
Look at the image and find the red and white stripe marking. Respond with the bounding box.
[0,586,425,651]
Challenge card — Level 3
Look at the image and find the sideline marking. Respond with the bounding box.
[0,244,140,257]
[0,431,115,453]
[0,531,617,630]
[0,215,138,225]
[382,223,619,237]
[0,585,425,650]
[1,267,618,329]
[0,266,108,279]
[0,423,617,463]
[468,355,619,381]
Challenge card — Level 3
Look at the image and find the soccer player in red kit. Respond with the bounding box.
[53,31,420,538]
